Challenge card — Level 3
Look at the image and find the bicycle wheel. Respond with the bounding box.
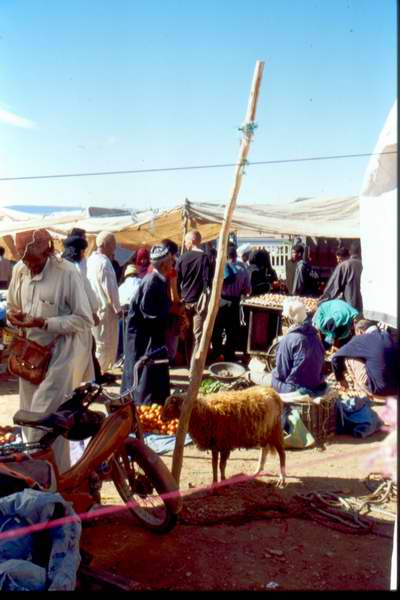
[265,337,280,372]
[110,437,181,533]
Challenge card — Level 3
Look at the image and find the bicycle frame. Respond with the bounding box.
[7,353,173,515]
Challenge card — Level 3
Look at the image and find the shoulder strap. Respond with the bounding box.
[201,252,210,291]
[46,335,62,351]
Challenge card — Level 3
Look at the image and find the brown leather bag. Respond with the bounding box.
[8,333,60,386]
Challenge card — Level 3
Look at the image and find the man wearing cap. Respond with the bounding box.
[121,245,173,404]
[7,229,94,472]
[87,232,122,372]
[249,298,325,394]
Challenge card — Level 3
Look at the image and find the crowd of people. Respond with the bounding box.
[2,227,398,472]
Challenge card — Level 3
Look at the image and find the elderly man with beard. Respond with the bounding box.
[7,229,94,472]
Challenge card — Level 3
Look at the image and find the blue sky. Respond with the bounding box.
[0,0,396,211]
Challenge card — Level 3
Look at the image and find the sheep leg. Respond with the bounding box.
[211,449,219,484]
[254,447,268,477]
[274,426,287,488]
[219,449,230,480]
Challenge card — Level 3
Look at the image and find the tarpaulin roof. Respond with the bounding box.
[0,195,360,259]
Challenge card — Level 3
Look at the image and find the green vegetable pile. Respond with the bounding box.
[199,377,253,394]
[199,378,227,394]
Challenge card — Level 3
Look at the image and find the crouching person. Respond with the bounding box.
[249,298,326,394]
[331,319,398,401]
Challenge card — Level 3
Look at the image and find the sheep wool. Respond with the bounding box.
[163,386,286,484]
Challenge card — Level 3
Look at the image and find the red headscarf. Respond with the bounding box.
[135,247,150,276]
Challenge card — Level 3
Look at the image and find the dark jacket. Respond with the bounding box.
[331,329,398,396]
[271,322,325,393]
[121,271,171,402]
[287,259,313,296]
[249,266,278,295]
[177,250,211,303]
[320,255,363,312]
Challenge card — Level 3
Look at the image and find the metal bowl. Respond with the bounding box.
[208,362,246,382]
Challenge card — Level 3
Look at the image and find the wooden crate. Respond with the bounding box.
[246,306,282,355]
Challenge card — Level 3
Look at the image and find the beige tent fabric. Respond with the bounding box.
[0,196,360,260]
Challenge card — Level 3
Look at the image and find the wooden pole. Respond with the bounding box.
[180,198,190,253]
[171,60,265,484]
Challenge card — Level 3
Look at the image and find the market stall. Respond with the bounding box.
[241,293,318,369]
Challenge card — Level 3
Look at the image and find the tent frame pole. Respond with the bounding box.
[171,60,265,484]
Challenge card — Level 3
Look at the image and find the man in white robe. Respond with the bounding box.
[87,232,121,372]
[7,229,94,473]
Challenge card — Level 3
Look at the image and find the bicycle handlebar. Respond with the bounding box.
[87,346,170,405]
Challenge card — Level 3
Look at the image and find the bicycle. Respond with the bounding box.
[0,346,181,533]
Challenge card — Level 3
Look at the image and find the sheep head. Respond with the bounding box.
[161,394,185,421]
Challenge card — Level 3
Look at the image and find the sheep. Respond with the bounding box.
[162,385,286,486]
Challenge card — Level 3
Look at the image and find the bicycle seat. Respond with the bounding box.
[13,409,74,430]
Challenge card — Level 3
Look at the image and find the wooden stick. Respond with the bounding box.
[180,198,190,253]
[171,60,265,484]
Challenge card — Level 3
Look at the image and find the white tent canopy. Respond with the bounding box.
[0,195,360,259]
[188,196,359,239]
[360,100,397,328]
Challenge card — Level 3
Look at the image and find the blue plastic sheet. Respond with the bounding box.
[139,433,192,455]
[0,489,81,591]
[336,397,384,438]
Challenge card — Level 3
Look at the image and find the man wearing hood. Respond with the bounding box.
[237,243,252,271]
[249,298,325,394]
[7,229,94,472]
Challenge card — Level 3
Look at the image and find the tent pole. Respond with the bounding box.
[171,60,265,484]
[181,198,190,253]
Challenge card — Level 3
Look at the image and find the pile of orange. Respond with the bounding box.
[0,426,16,446]
[136,404,179,435]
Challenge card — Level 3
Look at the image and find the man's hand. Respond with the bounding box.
[7,311,26,328]
[8,311,45,329]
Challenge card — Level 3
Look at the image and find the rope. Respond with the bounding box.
[238,121,258,141]
[294,475,397,535]
[294,491,373,534]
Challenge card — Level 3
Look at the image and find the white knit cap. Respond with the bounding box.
[96,231,115,248]
[237,243,252,257]
[282,298,307,324]
[150,245,169,262]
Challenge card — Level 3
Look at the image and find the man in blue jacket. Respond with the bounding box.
[249,298,326,394]
[331,319,398,399]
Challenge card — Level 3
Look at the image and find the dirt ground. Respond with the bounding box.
[0,368,396,591]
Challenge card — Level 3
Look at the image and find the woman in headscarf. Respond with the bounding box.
[7,229,93,472]
[135,247,151,278]
[248,248,278,295]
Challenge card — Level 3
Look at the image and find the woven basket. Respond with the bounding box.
[292,390,338,447]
